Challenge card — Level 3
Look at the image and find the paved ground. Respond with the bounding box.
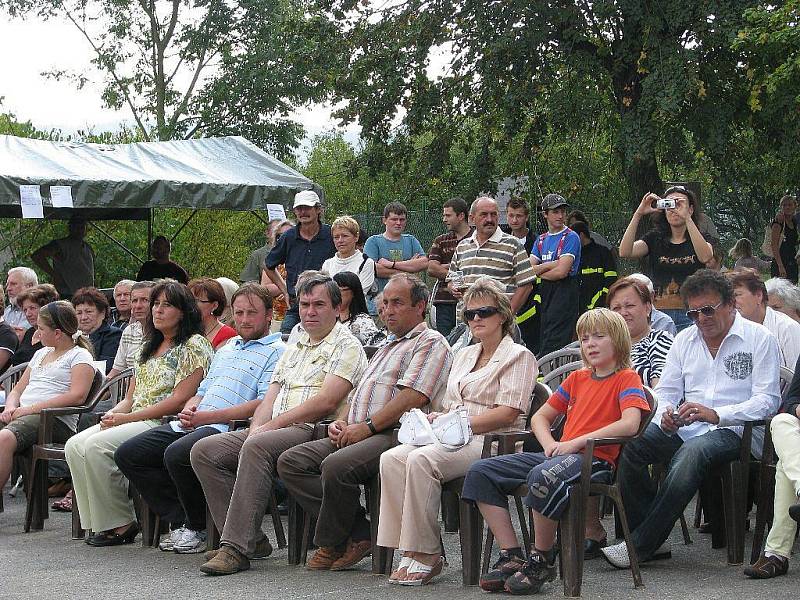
[1,486,797,599]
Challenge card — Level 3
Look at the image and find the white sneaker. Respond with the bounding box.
[159,526,187,552]
[174,529,207,554]
[601,540,672,569]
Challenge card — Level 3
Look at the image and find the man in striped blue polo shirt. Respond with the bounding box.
[115,282,286,554]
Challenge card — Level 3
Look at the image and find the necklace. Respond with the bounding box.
[205,321,222,337]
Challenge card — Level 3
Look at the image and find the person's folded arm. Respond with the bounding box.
[539,254,575,281]
[653,340,686,425]
[558,407,644,453]
[394,255,429,273]
[427,259,449,279]
[530,402,561,451]
[192,400,262,427]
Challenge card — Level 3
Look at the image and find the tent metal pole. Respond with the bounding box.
[0,220,47,258]
[169,210,198,244]
[147,209,153,259]
[87,221,144,265]
[251,211,270,226]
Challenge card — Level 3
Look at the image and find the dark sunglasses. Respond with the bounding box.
[685,301,724,322]
[464,306,501,321]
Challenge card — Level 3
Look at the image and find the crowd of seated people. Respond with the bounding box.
[4,190,800,595]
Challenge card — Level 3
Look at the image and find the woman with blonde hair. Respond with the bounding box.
[378,277,537,585]
[322,215,376,302]
[0,301,95,493]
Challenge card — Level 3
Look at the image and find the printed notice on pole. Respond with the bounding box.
[266,204,287,221]
[51,186,74,208]
[20,185,44,219]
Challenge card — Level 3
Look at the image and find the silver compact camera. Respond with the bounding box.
[655,197,676,210]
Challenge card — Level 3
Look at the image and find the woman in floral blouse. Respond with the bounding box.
[66,280,213,547]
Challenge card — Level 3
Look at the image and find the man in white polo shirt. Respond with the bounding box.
[602,269,781,568]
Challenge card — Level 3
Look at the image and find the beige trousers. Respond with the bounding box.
[65,420,158,532]
[765,413,800,557]
[377,437,484,554]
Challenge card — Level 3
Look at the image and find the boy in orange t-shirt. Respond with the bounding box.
[461,308,650,594]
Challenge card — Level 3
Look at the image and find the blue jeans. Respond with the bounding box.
[662,308,693,333]
[618,423,741,560]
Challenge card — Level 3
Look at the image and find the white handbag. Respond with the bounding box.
[397,407,472,451]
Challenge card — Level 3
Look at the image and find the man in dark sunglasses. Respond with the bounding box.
[602,269,781,570]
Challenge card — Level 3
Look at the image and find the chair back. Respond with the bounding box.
[538,346,582,376]
[86,368,134,411]
[525,382,552,429]
[540,360,583,390]
[0,362,28,395]
[779,366,794,402]
[638,386,659,436]
[81,369,107,411]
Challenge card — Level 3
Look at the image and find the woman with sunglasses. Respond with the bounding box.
[619,186,714,331]
[65,280,212,547]
[0,301,95,496]
[188,278,236,350]
[377,277,536,586]
[332,272,385,346]
[770,195,800,283]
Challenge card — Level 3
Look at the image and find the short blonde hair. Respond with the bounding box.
[331,215,360,237]
[576,308,632,371]
[461,277,514,338]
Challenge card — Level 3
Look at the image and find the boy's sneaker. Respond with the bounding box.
[479,550,526,592]
[174,529,207,554]
[159,526,187,552]
[504,550,556,595]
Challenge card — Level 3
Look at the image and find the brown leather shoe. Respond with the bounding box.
[307,546,345,570]
[330,539,372,571]
[200,545,250,576]
[744,554,788,579]
[204,536,273,561]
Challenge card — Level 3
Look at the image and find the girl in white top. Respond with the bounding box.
[0,301,95,491]
[321,215,376,297]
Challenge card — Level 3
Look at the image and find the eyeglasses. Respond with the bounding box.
[464,306,501,321]
[685,301,724,322]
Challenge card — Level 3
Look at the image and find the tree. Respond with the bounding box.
[312,0,767,207]
[1,0,337,156]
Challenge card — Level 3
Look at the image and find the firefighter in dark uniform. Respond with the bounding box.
[529,194,582,357]
[570,220,618,313]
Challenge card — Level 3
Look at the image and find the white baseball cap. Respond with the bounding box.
[293,190,321,208]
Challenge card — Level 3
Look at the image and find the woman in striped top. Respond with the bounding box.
[608,277,674,387]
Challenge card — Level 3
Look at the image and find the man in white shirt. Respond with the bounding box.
[729,269,800,368]
[4,267,38,339]
[602,269,781,568]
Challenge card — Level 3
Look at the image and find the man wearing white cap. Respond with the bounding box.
[263,190,336,333]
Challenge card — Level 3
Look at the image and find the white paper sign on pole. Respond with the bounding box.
[20,185,44,219]
[51,186,74,208]
[266,204,287,221]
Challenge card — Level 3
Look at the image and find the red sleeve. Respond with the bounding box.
[617,369,650,412]
[546,371,577,414]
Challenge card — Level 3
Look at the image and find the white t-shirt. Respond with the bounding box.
[20,346,94,431]
[321,252,376,297]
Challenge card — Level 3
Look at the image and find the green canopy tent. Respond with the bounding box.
[0,135,321,262]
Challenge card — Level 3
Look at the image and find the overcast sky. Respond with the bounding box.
[0,14,359,159]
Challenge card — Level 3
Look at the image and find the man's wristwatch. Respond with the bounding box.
[365,417,377,434]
